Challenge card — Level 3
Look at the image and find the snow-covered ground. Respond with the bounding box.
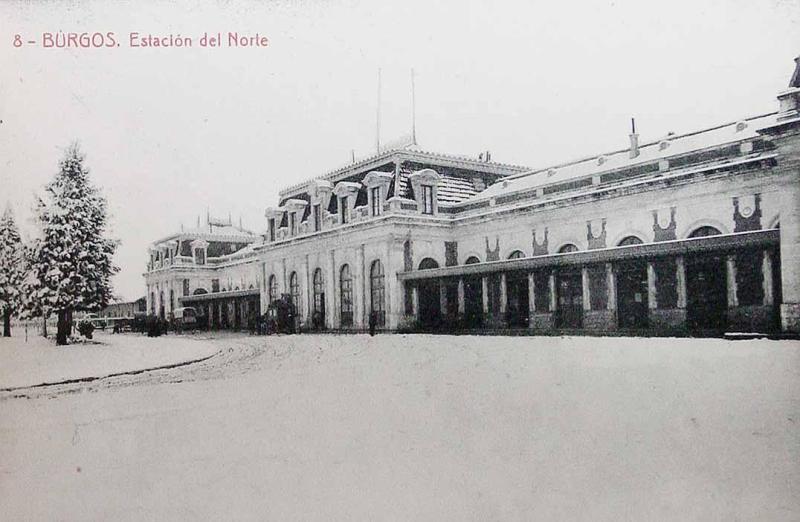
[0,334,798,521]
[0,332,219,390]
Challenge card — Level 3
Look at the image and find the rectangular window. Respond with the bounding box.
[289,212,297,235]
[313,204,321,232]
[212,279,220,293]
[183,279,190,297]
[422,185,434,214]
[340,197,348,224]
[195,249,205,265]
[371,186,381,216]
[268,218,275,241]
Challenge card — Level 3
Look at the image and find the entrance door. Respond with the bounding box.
[506,272,529,328]
[686,255,727,330]
[464,276,483,328]
[418,280,441,327]
[616,262,648,329]
[556,271,583,328]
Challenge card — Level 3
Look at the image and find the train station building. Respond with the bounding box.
[144,58,800,335]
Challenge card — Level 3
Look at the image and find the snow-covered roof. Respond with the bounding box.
[395,171,480,203]
[153,221,259,246]
[279,146,529,200]
[472,112,779,202]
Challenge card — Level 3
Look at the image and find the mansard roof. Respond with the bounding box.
[472,112,779,202]
[278,146,529,201]
[153,219,259,246]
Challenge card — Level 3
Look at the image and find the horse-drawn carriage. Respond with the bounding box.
[259,294,297,335]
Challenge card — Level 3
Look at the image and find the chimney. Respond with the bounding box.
[629,118,640,159]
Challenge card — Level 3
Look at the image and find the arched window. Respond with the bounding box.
[618,236,644,246]
[340,264,353,326]
[268,275,278,303]
[418,258,439,270]
[689,226,722,238]
[508,250,525,259]
[193,288,208,295]
[289,272,300,310]
[465,256,480,265]
[370,259,386,326]
[558,244,579,254]
[313,268,325,314]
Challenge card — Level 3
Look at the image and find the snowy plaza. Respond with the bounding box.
[1,332,798,521]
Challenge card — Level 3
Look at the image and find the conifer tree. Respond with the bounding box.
[28,144,119,345]
[0,206,24,337]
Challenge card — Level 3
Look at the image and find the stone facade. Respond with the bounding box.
[144,58,800,335]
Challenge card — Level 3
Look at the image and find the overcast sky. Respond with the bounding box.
[1,0,798,301]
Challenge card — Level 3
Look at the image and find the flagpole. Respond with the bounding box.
[411,68,416,145]
[376,68,382,154]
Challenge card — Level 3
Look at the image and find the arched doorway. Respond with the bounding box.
[616,236,648,329]
[417,258,440,327]
[463,256,483,328]
[686,226,726,330]
[554,245,582,328]
[370,260,386,327]
[340,264,353,327]
[289,272,300,307]
[268,275,278,304]
[312,268,325,329]
[506,251,528,328]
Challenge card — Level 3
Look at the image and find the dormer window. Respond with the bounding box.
[422,185,434,214]
[371,186,382,216]
[289,212,297,235]
[340,196,348,224]
[195,249,205,265]
[408,168,441,216]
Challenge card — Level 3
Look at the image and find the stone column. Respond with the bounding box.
[327,250,337,328]
[281,258,287,294]
[481,276,489,314]
[606,263,616,311]
[385,237,402,329]
[527,273,536,313]
[676,256,687,309]
[356,244,366,328]
[439,281,447,316]
[304,254,311,323]
[549,271,557,312]
[457,278,465,314]
[647,261,658,310]
[260,262,268,312]
[779,179,800,332]
[581,267,591,311]
[763,250,774,306]
[412,285,419,319]
[499,273,508,315]
[726,255,738,308]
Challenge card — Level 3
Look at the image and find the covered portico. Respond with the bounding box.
[399,229,781,334]
[178,288,261,330]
